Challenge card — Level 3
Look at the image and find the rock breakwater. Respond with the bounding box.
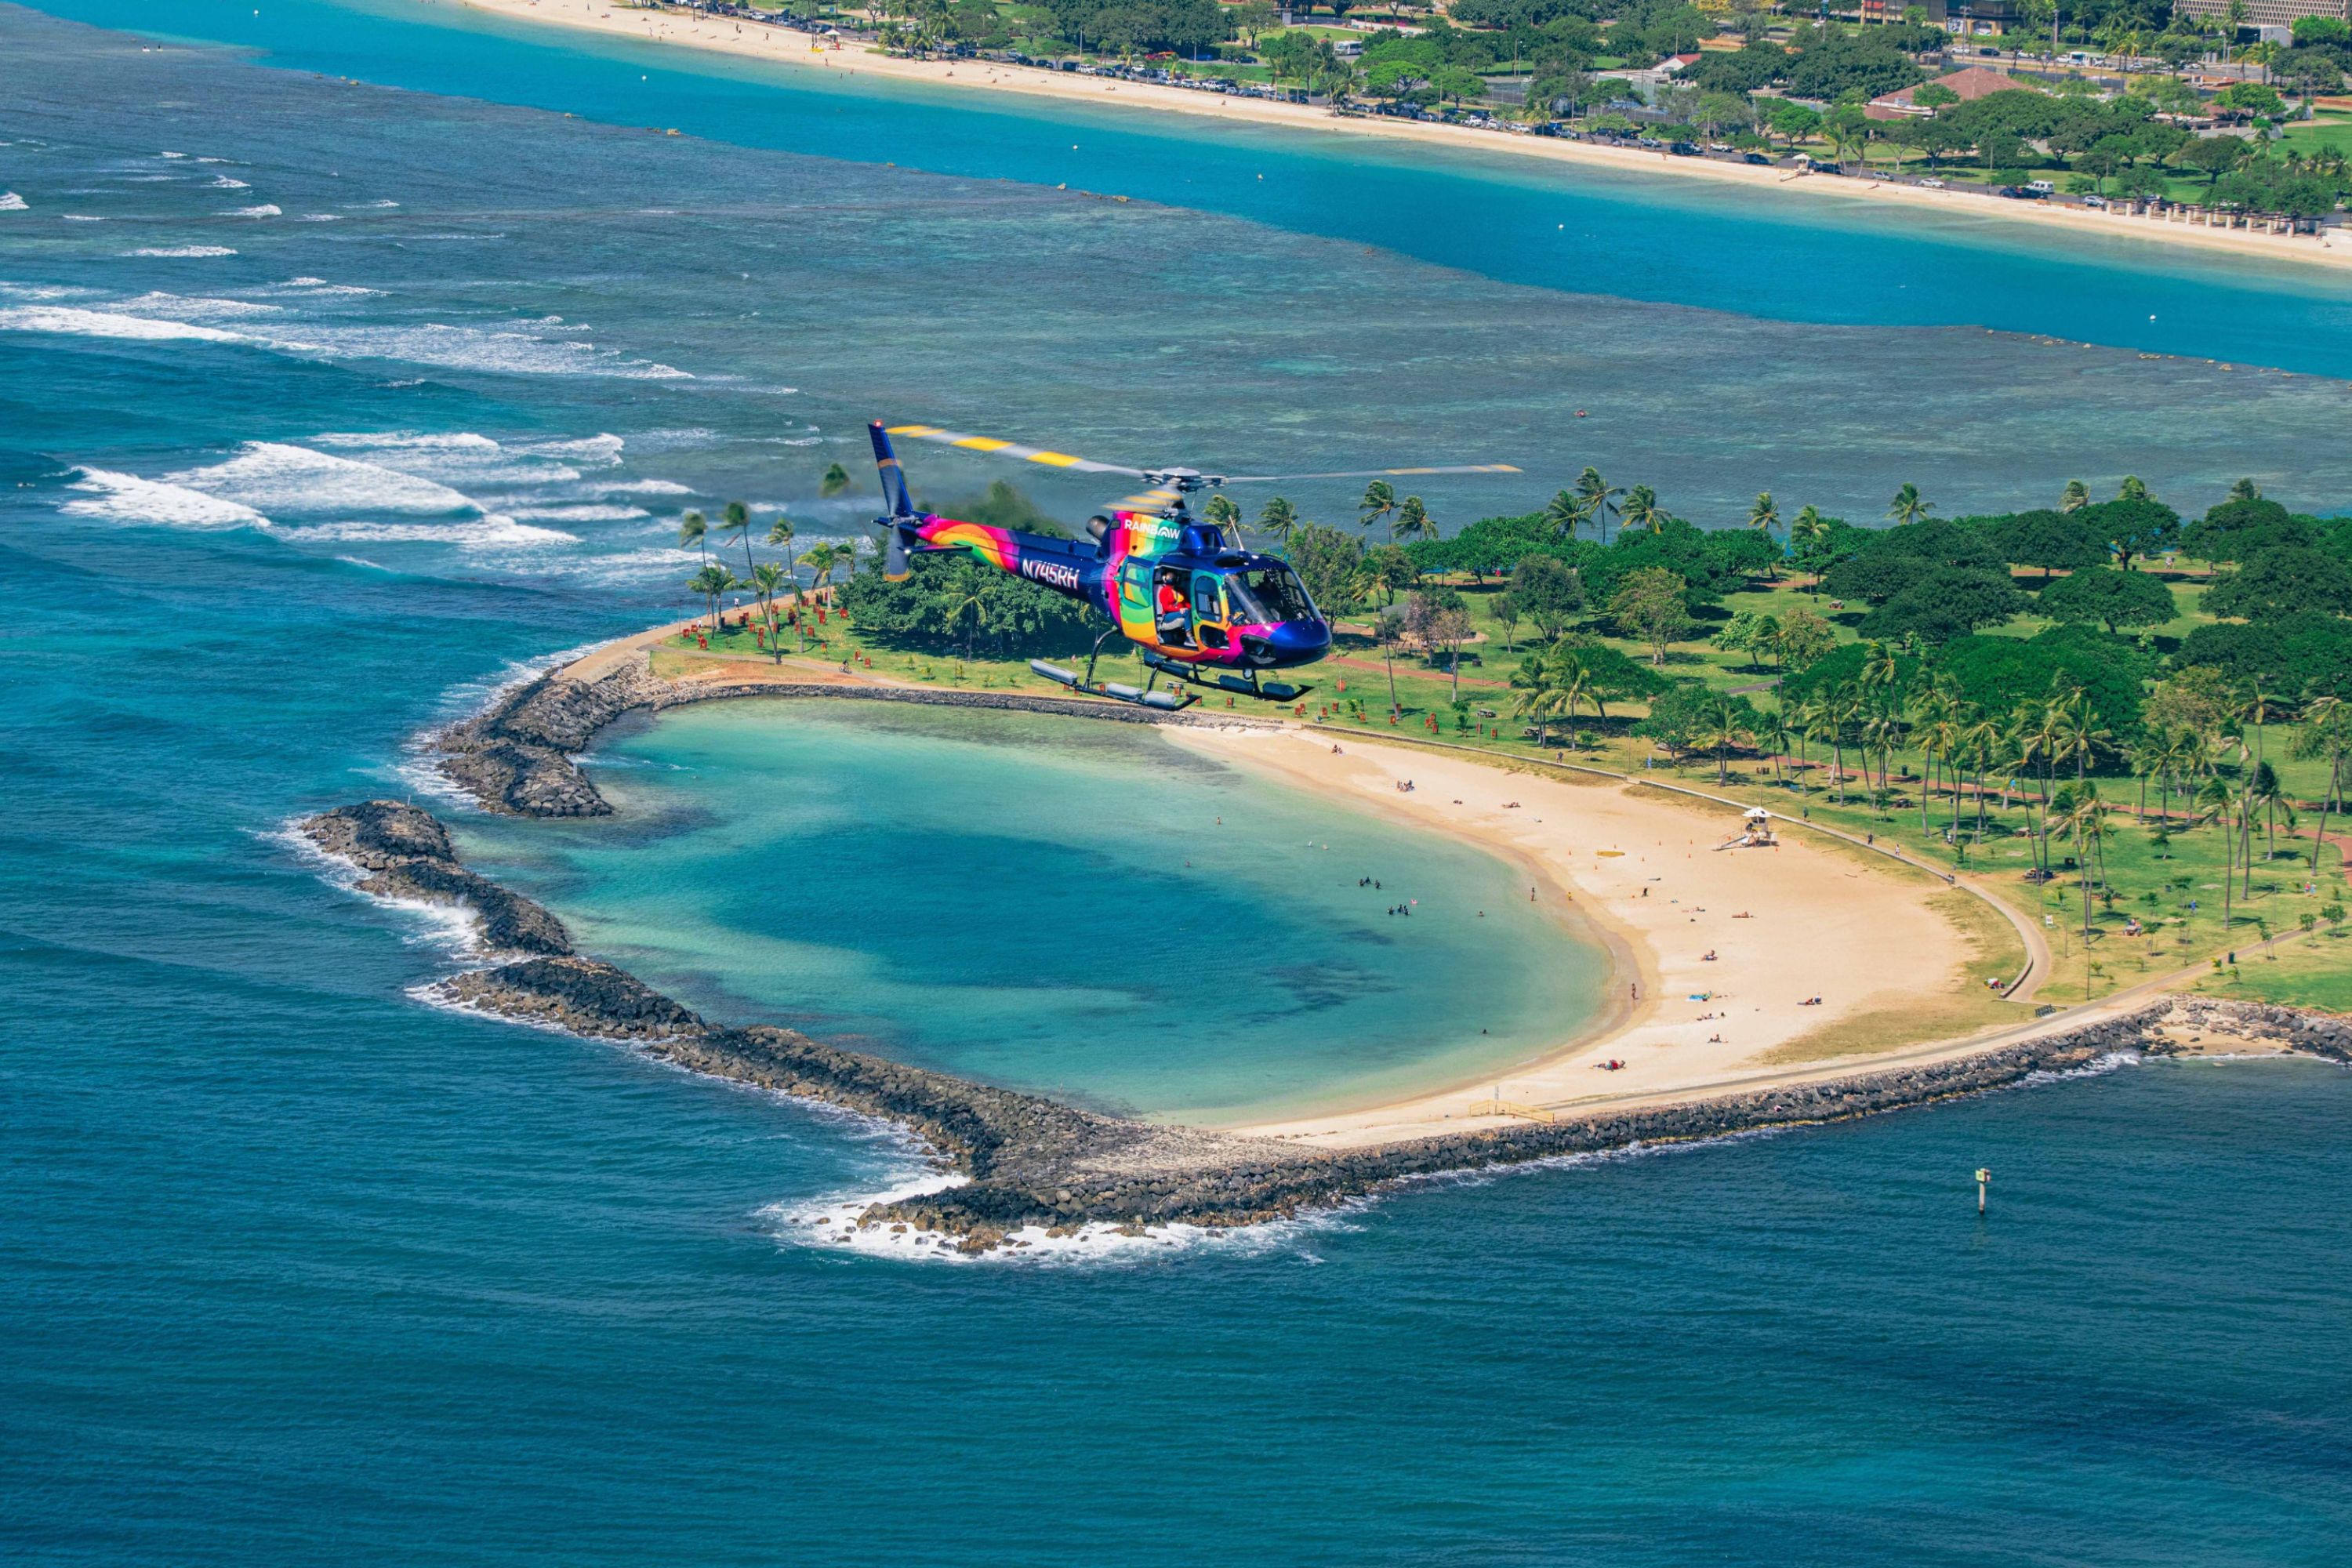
[299,802,2344,1253]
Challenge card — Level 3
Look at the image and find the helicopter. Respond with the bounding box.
[867,421,1518,711]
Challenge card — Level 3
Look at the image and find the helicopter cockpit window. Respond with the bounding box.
[1230,567,1314,625]
[1192,578,1221,619]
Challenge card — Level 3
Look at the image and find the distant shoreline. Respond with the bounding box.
[437,0,2352,277]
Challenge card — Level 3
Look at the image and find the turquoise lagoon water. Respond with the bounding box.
[459,701,1603,1122]
[5,5,2352,1562]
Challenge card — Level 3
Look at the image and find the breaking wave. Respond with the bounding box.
[62,467,270,530]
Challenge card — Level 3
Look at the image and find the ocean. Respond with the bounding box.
[3,3,2350,1561]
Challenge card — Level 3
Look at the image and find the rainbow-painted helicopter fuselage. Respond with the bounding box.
[869,423,1330,707]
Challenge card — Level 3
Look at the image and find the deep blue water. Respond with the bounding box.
[5,5,2352,1563]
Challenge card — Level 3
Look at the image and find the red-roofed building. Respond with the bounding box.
[1866,65,2042,122]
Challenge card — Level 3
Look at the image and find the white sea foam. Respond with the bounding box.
[622,427,719,452]
[314,430,502,453]
[558,546,702,583]
[60,215,105,223]
[274,517,577,546]
[601,477,695,495]
[355,199,400,209]
[206,174,249,190]
[0,193,26,212]
[125,245,238,257]
[517,433,623,463]
[278,321,689,379]
[506,503,650,523]
[765,1174,1355,1269]
[293,213,342,223]
[159,151,187,159]
[224,205,281,218]
[274,816,493,959]
[117,290,281,321]
[168,441,482,517]
[63,466,270,530]
[0,305,246,343]
[271,276,384,296]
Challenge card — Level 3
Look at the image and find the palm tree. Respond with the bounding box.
[1858,639,1899,701]
[2056,783,2112,942]
[946,582,990,656]
[1508,655,1567,747]
[821,462,852,499]
[1753,705,1792,786]
[1618,485,1663,535]
[1393,495,1435,544]
[1543,488,1582,541]
[1702,693,1752,785]
[1788,506,1828,591]
[1359,481,1396,540]
[2117,475,2150,502]
[1823,681,1863,804]
[1886,483,1932,526]
[1961,714,2002,841]
[1550,654,1595,750]
[2050,688,2111,787]
[2196,775,2242,934]
[1861,701,1905,799]
[2060,480,2089,513]
[798,542,842,598]
[1203,493,1242,544]
[766,514,797,574]
[750,561,789,660]
[2227,477,2263,503]
[718,500,757,585]
[678,508,708,564]
[1257,495,1298,550]
[688,563,733,632]
[1746,490,1780,540]
[1573,467,1623,546]
[2290,696,2348,874]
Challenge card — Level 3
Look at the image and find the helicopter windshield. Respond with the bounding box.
[1228,565,1315,626]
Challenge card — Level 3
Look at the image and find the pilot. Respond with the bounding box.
[1155,573,1189,645]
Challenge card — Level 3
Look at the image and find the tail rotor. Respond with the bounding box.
[869,421,919,581]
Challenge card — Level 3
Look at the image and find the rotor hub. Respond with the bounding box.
[1143,467,1221,493]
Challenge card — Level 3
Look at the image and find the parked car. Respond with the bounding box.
[1918,176,1945,188]
[1742,151,1773,165]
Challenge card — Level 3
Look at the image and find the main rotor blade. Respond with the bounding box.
[885,423,1145,478]
[1216,463,1523,484]
[1109,487,1182,511]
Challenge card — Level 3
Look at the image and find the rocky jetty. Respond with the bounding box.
[2154,996,2352,1064]
[301,800,572,956]
[433,656,1266,817]
[298,801,2349,1252]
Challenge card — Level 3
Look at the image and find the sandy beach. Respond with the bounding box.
[1178,726,2037,1147]
[443,0,2352,276]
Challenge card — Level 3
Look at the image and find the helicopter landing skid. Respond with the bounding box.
[1139,652,1313,705]
[1030,629,1198,711]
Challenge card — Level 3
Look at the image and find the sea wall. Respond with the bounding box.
[299,801,2343,1252]
[435,658,1270,817]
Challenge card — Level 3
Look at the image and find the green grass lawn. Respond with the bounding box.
[2176,930,2352,1013]
[2278,110,2352,160]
